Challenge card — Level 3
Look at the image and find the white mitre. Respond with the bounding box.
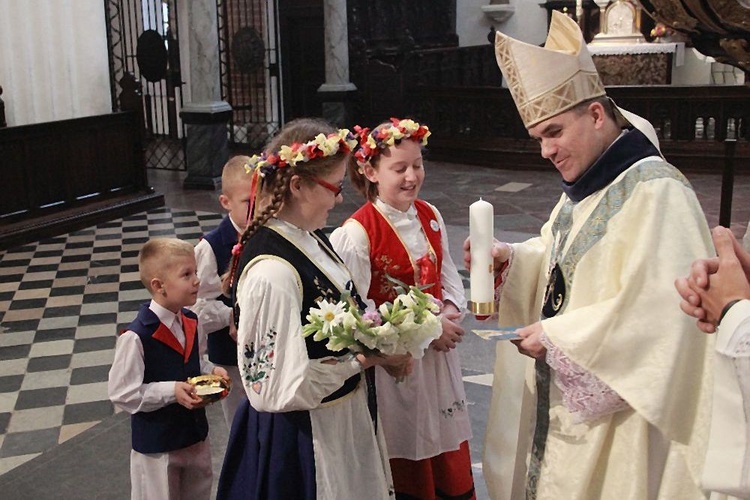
[495,11,660,150]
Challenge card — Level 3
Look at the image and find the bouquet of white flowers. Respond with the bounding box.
[302,285,443,359]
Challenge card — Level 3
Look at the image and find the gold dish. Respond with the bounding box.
[187,374,231,405]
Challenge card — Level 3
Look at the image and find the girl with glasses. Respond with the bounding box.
[218,118,407,500]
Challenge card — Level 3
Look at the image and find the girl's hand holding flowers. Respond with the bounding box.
[302,286,443,380]
[358,353,413,375]
[385,354,414,379]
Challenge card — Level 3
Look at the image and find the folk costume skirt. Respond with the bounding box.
[217,385,393,500]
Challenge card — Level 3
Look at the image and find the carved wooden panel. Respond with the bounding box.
[592,52,672,85]
[405,84,750,173]
[348,0,457,54]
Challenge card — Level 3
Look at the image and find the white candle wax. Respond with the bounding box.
[469,198,494,305]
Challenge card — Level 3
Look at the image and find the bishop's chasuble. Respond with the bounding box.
[483,157,714,500]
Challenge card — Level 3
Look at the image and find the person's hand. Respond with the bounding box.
[431,310,464,352]
[676,226,750,333]
[212,366,230,383]
[382,357,414,380]
[463,237,511,273]
[356,353,413,373]
[730,229,750,278]
[693,226,750,325]
[510,322,547,359]
[175,381,204,409]
[675,257,718,332]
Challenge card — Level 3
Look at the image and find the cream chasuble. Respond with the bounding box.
[484,159,714,500]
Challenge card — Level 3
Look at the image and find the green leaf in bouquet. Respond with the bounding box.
[385,273,434,294]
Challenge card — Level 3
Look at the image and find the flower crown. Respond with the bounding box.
[228,128,358,285]
[353,118,431,168]
[244,129,358,178]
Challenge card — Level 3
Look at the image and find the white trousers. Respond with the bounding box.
[130,438,212,500]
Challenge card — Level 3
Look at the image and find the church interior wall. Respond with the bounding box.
[457,0,548,48]
[455,1,733,87]
[0,0,739,129]
[0,0,111,127]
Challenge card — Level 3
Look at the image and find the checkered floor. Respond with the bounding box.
[0,208,223,474]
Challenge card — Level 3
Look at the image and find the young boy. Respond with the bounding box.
[191,155,252,428]
[108,237,229,500]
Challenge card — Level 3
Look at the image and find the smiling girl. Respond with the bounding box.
[331,118,475,500]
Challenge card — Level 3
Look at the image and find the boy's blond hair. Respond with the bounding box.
[221,155,251,196]
[138,238,194,292]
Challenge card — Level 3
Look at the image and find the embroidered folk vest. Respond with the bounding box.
[232,226,361,403]
[349,199,443,306]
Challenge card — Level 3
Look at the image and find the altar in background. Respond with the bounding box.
[588,42,685,85]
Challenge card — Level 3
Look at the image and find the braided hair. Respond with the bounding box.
[221,118,347,294]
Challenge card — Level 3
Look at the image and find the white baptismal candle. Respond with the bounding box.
[469,198,495,316]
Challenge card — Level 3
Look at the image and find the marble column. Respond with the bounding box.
[318,0,357,126]
[180,0,231,190]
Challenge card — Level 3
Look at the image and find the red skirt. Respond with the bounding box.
[390,440,475,500]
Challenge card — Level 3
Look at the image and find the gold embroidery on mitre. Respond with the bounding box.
[494,11,607,129]
[520,71,606,128]
[495,35,527,105]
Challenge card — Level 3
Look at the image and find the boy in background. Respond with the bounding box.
[191,156,252,428]
[108,237,229,500]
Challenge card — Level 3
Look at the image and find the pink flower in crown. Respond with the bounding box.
[352,118,430,168]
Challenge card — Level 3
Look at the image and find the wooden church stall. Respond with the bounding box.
[0,79,164,251]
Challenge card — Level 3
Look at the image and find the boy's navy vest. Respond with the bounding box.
[203,215,239,366]
[127,304,209,454]
[232,226,361,403]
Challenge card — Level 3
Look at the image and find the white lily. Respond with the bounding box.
[308,300,346,335]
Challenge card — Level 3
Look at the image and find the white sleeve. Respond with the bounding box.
[235,258,361,412]
[330,222,376,310]
[430,204,467,311]
[717,301,750,415]
[703,300,750,496]
[107,331,177,414]
[718,300,750,357]
[190,239,232,337]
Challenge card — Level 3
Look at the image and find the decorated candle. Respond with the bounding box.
[469,198,495,317]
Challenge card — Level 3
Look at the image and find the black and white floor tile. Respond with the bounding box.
[0,208,223,474]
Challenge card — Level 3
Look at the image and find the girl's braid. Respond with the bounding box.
[221,169,291,295]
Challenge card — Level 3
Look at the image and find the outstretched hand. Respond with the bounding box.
[510,321,547,359]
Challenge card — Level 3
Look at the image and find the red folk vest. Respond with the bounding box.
[349,200,443,305]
